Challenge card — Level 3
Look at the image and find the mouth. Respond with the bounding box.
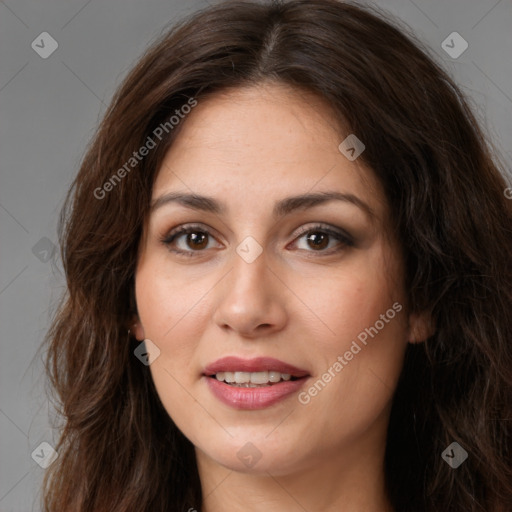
[202,357,310,408]
[205,371,305,387]
[203,362,311,410]
[203,356,310,384]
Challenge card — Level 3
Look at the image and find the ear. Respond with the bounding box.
[128,314,145,341]
[407,310,435,343]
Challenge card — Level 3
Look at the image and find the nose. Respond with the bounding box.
[212,249,288,338]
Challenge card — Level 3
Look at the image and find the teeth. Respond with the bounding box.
[224,371,235,383]
[234,371,251,383]
[250,371,268,384]
[268,371,281,383]
[214,370,294,385]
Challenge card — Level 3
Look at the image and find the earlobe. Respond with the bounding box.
[407,311,435,343]
[128,314,145,341]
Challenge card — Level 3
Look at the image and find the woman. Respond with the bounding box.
[41,0,512,510]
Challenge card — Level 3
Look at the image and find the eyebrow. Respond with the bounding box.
[150,191,375,221]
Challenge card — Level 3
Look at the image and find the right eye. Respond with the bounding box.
[160,224,222,257]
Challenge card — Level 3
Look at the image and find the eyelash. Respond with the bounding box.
[160,223,354,258]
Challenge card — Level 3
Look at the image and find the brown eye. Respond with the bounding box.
[161,225,220,256]
[292,224,354,254]
[161,223,353,258]
[184,231,209,250]
[305,232,330,251]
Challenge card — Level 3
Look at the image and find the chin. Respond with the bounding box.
[193,430,299,471]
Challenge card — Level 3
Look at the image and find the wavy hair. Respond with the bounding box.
[41,1,512,510]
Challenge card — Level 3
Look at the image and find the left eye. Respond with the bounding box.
[161,223,353,257]
[292,225,353,253]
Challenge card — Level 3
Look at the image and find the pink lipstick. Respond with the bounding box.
[203,356,310,410]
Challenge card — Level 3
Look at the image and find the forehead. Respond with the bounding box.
[153,83,386,219]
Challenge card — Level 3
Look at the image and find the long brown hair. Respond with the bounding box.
[41,1,512,510]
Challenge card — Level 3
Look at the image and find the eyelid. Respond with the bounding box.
[291,223,354,245]
[161,223,220,244]
[160,223,222,256]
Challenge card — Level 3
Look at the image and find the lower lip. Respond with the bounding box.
[204,376,309,410]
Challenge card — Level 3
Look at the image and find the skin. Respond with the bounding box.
[131,82,431,512]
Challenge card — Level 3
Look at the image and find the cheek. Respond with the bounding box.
[298,296,407,451]
[300,253,408,422]
[305,254,406,358]
[134,260,208,385]
[135,256,206,338]
[135,262,208,434]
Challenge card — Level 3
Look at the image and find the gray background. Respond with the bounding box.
[1,0,511,510]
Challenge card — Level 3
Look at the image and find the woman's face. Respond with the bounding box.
[133,83,421,476]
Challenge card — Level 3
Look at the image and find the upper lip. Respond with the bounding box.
[203,356,310,378]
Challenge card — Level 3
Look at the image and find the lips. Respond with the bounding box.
[203,356,310,378]
[202,356,311,410]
